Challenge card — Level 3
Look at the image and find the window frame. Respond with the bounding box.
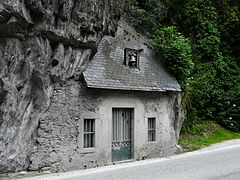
[124,48,140,69]
[83,118,95,148]
[148,117,156,142]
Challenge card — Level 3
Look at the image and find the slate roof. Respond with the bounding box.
[83,22,181,92]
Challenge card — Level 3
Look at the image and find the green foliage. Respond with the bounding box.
[179,121,240,152]
[152,26,194,84]
[124,0,240,132]
[123,0,168,34]
[173,0,240,132]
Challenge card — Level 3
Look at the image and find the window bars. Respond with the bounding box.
[148,117,156,142]
[84,119,95,148]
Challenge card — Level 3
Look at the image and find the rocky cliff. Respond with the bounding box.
[0,0,121,173]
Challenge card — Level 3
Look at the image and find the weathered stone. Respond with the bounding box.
[27,79,183,172]
[0,37,52,172]
[0,0,122,173]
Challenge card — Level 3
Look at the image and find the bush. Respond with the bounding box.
[152,26,194,85]
[123,0,168,34]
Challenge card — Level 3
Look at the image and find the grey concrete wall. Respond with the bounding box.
[99,89,181,160]
[29,81,182,172]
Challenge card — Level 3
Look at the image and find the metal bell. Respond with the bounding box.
[129,56,136,63]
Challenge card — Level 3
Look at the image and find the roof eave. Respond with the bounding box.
[84,81,182,93]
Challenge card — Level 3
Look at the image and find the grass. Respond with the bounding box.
[179,121,240,152]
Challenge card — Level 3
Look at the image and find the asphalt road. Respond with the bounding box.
[19,140,240,180]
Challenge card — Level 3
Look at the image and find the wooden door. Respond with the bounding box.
[112,108,133,162]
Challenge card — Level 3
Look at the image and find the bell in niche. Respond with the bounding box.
[129,55,136,67]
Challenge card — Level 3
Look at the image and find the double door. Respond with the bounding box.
[112,108,133,162]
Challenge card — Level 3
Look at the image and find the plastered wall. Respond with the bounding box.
[29,81,182,172]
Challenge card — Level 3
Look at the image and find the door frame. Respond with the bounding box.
[111,107,134,162]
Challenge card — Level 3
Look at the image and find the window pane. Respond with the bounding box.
[84,134,87,148]
[148,118,156,142]
[91,134,95,147]
[85,120,87,132]
[84,119,95,148]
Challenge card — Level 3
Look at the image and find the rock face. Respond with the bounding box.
[0,0,121,172]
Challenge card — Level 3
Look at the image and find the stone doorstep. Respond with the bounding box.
[113,159,134,165]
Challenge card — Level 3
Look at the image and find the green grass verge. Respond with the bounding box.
[179,121,240,152]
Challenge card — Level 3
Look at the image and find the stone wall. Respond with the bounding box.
[0,0,122,173]
[29,81,105,172]
[29,81,183,172]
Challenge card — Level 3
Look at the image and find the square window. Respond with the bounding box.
[148,118,156,142]
[84,119,95,148]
